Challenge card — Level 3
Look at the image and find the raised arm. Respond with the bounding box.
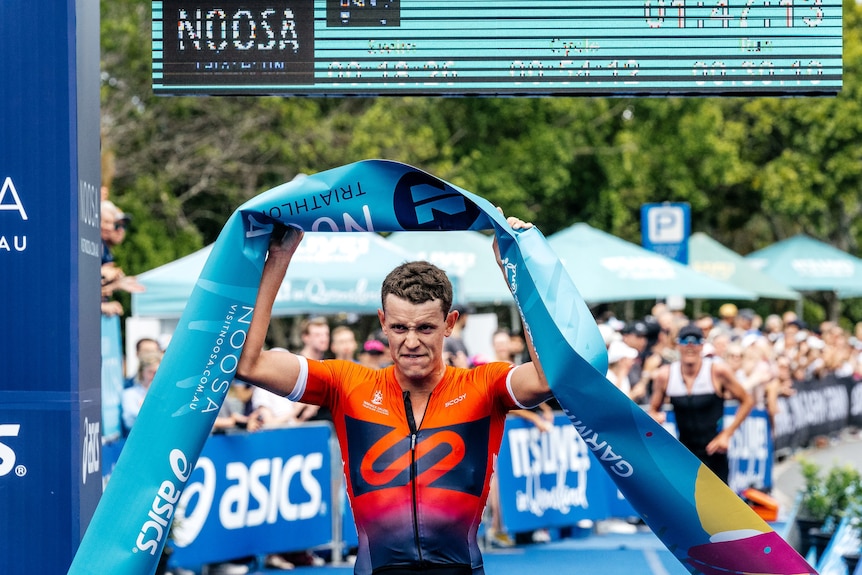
[707,361,754,455]
[493,211,553,408]
[236,225,306,397]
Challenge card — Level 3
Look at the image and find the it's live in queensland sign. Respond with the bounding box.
[151,0,842,96]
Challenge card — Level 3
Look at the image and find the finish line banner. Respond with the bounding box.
[69,160,815,575]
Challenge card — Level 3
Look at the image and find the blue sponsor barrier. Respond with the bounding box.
[171,424,333,567]
[496,413,625,534]
[98,410,777,568]
[663,406,774,493]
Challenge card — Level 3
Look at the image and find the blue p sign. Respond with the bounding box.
[648,205,685,243]
[641,203,691,264]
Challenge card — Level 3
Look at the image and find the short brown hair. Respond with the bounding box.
[300,316,329,336]
[381,261,452,316]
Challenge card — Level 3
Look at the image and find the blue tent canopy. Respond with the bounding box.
[547,223,756,304]
[745,234,862,295]
[131,232,414,318]
[386,230,512,305]
[688,232,800,300]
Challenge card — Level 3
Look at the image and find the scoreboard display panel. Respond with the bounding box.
[152,0,842,96]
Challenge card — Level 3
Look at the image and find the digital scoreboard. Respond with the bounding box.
[151,0,842,96]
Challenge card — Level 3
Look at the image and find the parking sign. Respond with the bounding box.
[641,203,691,264]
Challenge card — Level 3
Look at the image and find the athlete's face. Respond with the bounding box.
[378,295,456,385]
[677,336,704,365]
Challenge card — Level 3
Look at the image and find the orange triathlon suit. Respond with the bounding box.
[288,357,521,575]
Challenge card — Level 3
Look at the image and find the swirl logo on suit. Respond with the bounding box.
[345,416,489,497]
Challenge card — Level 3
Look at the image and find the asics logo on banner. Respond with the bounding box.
[393,171,481,230]
[0,424,23,477]
[81,418,101,485]
[136,449,193,555]
[172,453,325,547]
[346,416,490,497]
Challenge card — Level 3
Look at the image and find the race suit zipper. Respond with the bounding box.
[403,390,424,564]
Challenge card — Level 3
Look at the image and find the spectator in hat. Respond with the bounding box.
[716,303,738,333]
[734,308,761,340]
[774,317,806,358]
[358,337,388,370]
[649,323,754,484]
[606,340,645,401]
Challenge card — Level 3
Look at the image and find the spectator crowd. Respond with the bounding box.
[596,302,862,432]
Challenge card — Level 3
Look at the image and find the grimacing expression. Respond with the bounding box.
[378,295,455,383]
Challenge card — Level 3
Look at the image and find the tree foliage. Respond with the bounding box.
[100,0,862,324]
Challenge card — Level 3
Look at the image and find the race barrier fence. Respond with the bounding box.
[100,312,861,570]
[100,407,790,571]
[773,374,862,457]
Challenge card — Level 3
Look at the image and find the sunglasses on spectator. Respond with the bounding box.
[114,222,127,230]
[677,335,705,346]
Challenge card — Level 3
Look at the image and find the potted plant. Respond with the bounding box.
[795,459,861,560]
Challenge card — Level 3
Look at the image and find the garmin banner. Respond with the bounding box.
[69,160,815,575]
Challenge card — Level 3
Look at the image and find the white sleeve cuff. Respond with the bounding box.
[287,354,309,402]
[506,365,530,409]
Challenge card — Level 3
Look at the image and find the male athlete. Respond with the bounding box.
[236,217,551,575]
[649,323,753,483]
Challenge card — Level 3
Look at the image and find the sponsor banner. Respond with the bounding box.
[664,407,774,494]
[170,424,333,567]
[0,403,102,572]
[71,160,814,575]
[496,413,613,533]
[101,315,125,441]
[1,0,102,571]
[773,375,855,454]
[727,409,774,495]
[850,378,862,430]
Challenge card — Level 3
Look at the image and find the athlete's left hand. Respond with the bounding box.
[706,429,732,455]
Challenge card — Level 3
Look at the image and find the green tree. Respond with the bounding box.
[99,0,862,324]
